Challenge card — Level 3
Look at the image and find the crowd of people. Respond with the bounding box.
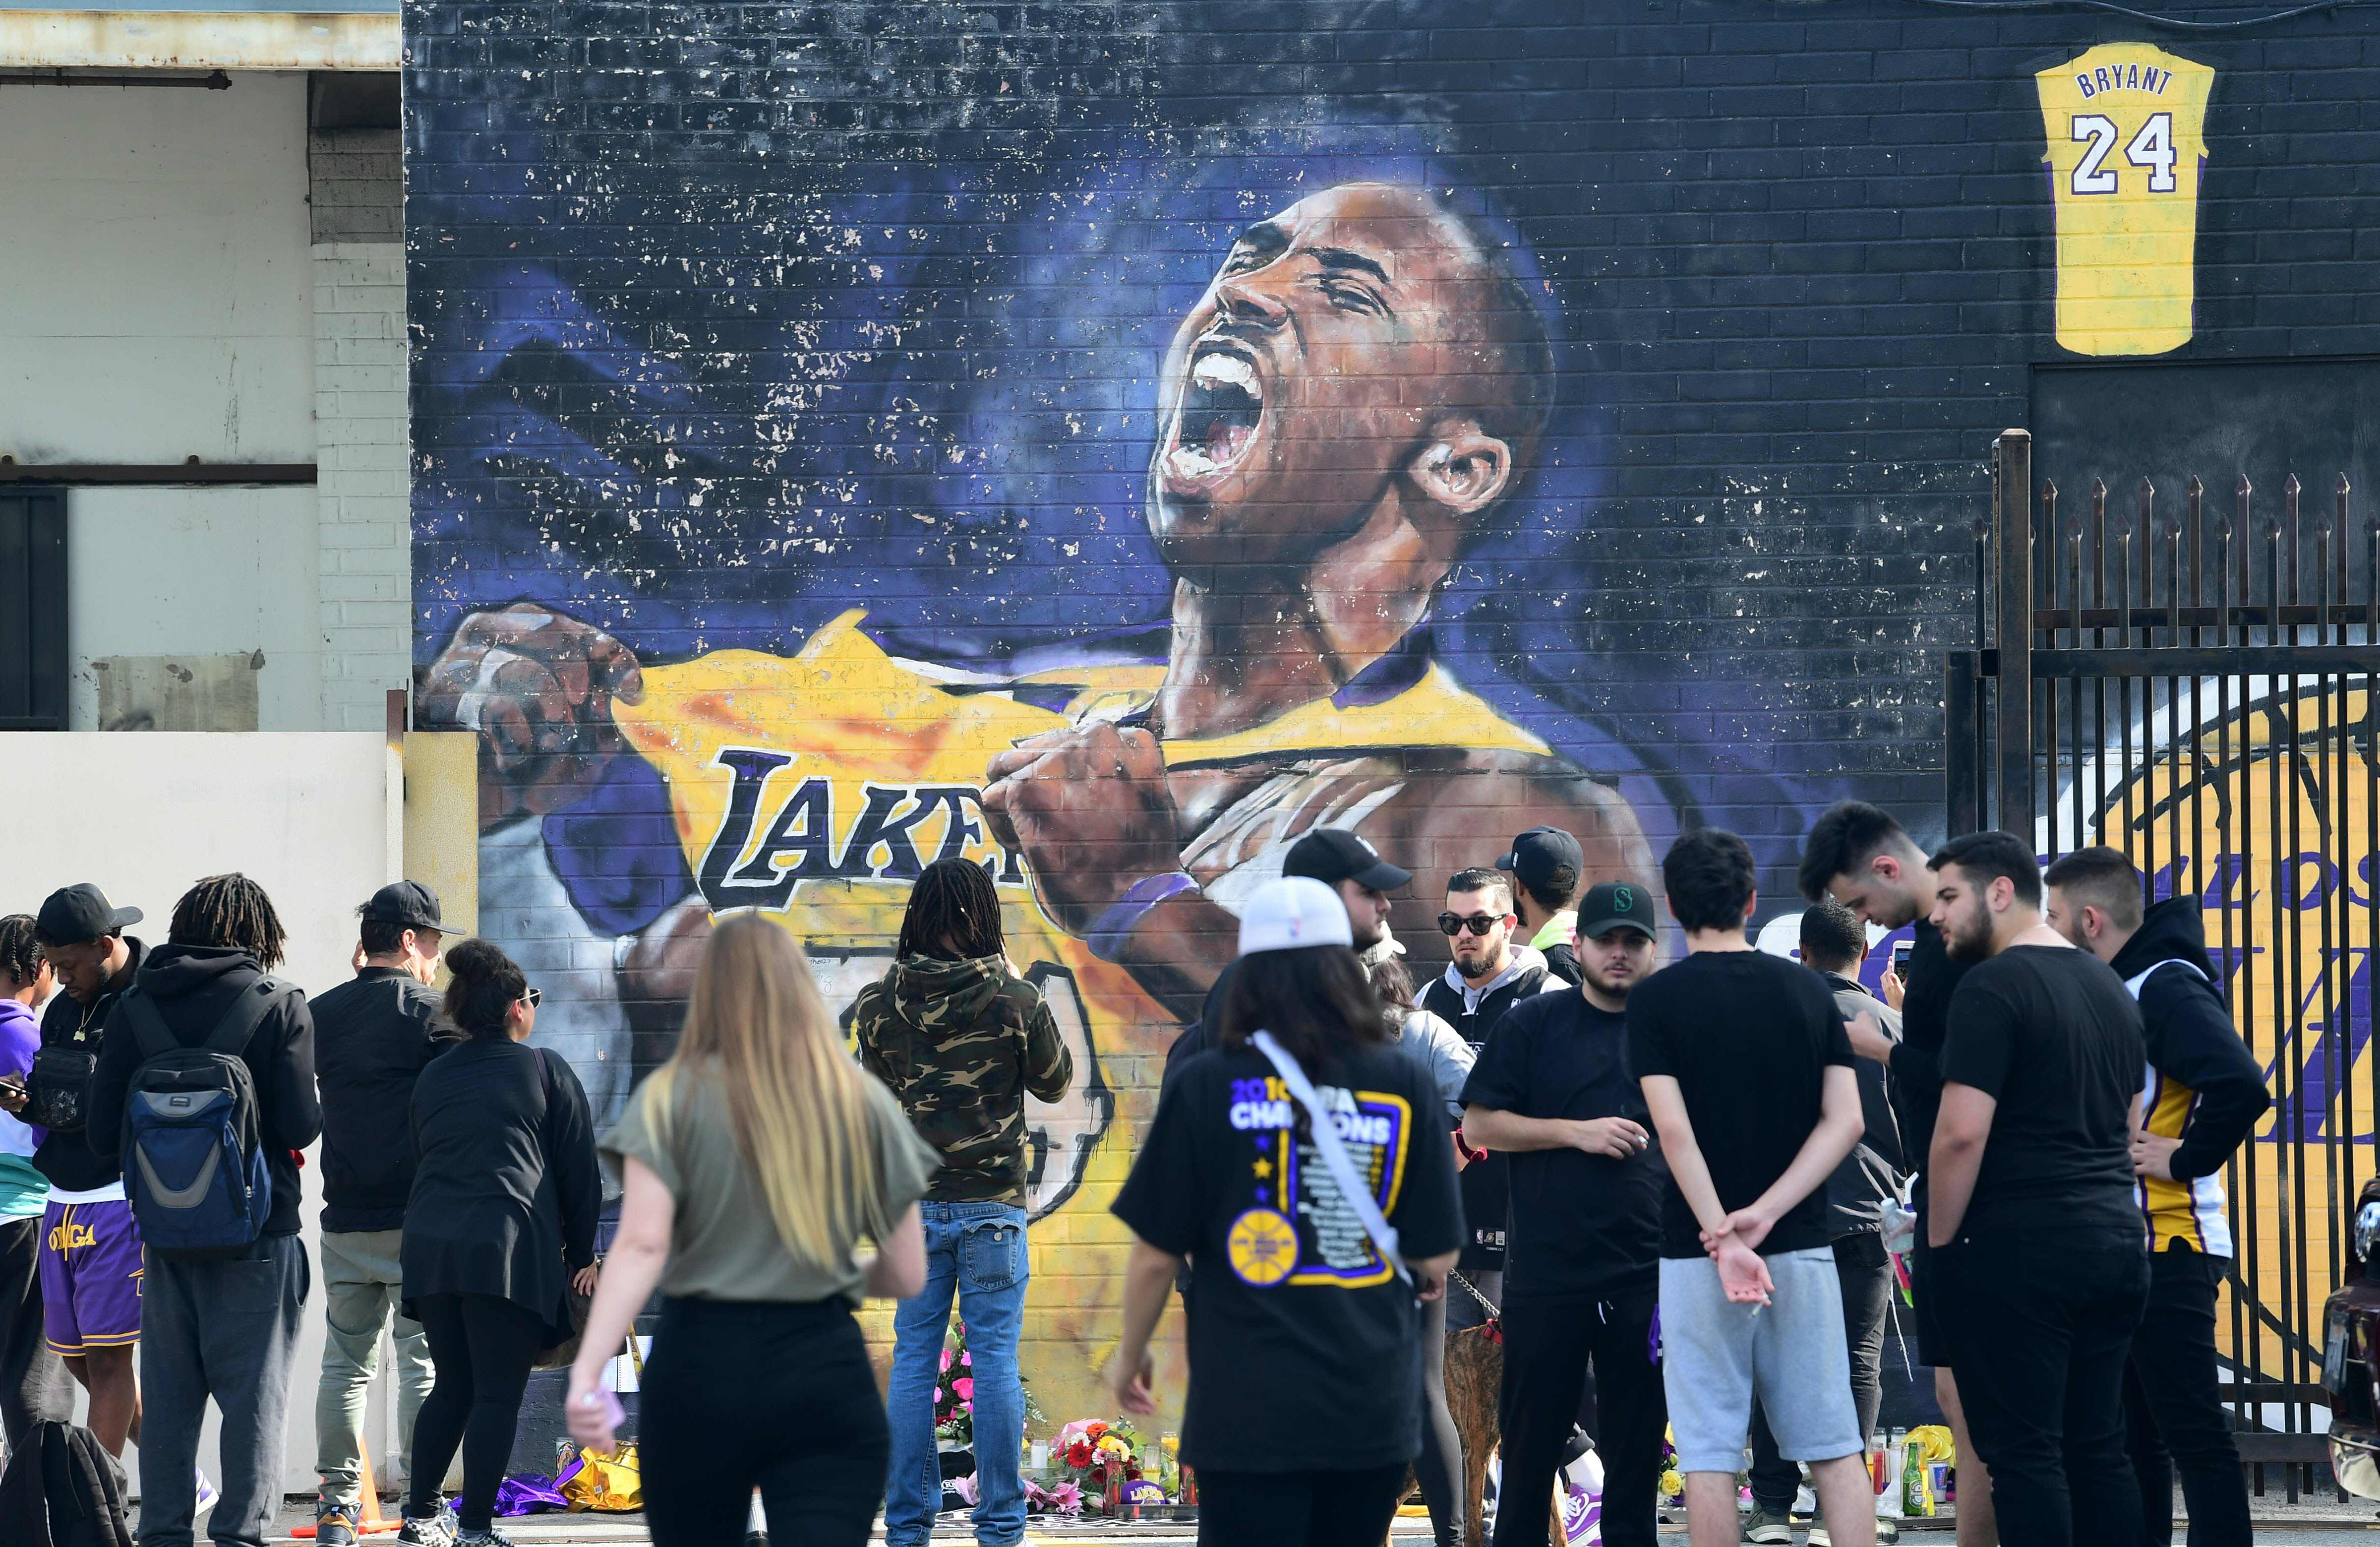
[0,795,2272,1547]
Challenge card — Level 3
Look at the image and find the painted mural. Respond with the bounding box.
[406,0,2377,1419]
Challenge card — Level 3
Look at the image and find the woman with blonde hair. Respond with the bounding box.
[567,914,938,1546]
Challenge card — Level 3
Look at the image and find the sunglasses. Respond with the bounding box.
[1438,913,1505,937]
[519,988,542,1009]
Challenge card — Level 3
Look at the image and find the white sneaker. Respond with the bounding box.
[192,1471,219,1523]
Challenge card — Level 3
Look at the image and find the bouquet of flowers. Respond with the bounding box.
[1052,1418,1148,1509]
[934,1322,976,1447]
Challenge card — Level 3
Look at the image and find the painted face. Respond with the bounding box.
[1147,183,1512,575]
[1441,886,1514,977]
[1930,866,1997,963]
[1576,926,1656,999]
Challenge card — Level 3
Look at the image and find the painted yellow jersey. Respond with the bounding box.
[2036,43,2215,357]
[608,608,1548,1215]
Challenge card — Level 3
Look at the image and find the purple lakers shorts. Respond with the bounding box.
[38,1198,143,1354]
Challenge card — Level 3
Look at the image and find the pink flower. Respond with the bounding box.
[940,1350,953,1372]
[952,1377,975,1401]
[959,1350,972,1368]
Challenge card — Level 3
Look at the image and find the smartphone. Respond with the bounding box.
[1891,939,1914,973]
[0,1077,24,1098]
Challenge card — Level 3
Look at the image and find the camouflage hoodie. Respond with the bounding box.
[852,954,1074,1205]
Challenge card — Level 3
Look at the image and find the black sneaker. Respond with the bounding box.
[315,1499,360,1547]
[455,1529,517,1547]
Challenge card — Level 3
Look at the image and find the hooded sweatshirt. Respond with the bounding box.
[86,943,323,1238]
[852,954,1073,1205]
[2108,895,2273,1255]
[0,999,47,1218]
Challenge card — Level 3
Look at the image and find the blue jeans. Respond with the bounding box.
[885,1200,1029,1547]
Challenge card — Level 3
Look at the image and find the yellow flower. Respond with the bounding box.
[1660,1471,1683,1498]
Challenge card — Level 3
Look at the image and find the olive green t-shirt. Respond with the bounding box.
[600,1066,939,1305]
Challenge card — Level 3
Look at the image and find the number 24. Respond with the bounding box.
[2072,112,2178,194]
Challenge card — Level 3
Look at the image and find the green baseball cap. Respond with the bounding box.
[1577,881,1656,941]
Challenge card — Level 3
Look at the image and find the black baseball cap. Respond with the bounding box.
[361,880,445,933]
[35,884,142,946]
[1577,881,1657,942]
[1497,826,1585,896]
[1283,829,1413,892]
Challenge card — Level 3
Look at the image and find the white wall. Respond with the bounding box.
[0,72,416,733]
[0,732,397,1497]
[66,487,325,730]
[0,74,315,465]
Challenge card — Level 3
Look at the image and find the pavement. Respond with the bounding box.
[256,1496,2380,1543]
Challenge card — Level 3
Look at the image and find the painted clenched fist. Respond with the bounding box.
[981,721,1186,936]
[419,604,645,829]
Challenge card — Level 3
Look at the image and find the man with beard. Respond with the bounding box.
[2043,846,2263,1547]
[1423,866,1555,1326]
[1925,832,2148,1547]
[1459,883,1665,1547]
[1797,800,1995,1546]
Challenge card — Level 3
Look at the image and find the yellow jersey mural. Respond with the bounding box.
[2036,43,2215,356]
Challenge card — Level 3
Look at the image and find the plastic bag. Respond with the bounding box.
[558,1443,643,1512]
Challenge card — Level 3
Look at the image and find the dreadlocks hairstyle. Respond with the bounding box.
[896,857,1004,962]
[169,873,288,970]
[0,915,43,989]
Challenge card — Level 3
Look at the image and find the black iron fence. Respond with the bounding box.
[1948,427,2374,1497]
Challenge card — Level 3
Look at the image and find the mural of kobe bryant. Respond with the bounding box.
[416,181,1659,1224]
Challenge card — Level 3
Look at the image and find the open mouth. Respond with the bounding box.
[1163,344,1264,490]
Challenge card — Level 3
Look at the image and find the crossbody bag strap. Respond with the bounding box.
[1249,1029,1409,1286]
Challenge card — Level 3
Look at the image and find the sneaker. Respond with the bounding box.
[192,1472,219,1524]
[316,1498,360,1547]
[1745,1503,1794,1544]
[398,1501,458,1547]
[1809,1520,1897,1547]
[455,1529,517,1547]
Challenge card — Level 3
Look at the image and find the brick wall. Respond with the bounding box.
[403,0,2380,1422]
[309,128,403,246]
[315,240,412,733]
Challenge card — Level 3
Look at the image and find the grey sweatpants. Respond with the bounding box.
[138,1233,310,1547]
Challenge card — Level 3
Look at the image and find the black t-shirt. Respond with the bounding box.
[1893,919,1970,1185]
[1457,990,1662,1301]
[1938,944,2144,1237]
[1112,1041,1464,1473]
[1626,949,1854,1259]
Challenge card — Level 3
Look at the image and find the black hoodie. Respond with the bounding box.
[86,944,322,1238]
[2108,897,2272,1239]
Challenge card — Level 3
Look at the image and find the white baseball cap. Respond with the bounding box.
[1237,876,1355,956]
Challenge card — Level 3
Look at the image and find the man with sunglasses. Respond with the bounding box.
[1459,882,1666,1547]
[1420,868,1556,1329]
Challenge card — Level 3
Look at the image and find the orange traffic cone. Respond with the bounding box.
[293,1438,402,1537]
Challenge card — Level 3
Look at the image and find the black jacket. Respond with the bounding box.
[1423,950,1552,1271]
[26,938,145,1194]
[2108,897,2273,1183]
[1818,972,1906,1239]
[311,968,456,1233]
[87,944,322,1237]
[402,1039,599,1336]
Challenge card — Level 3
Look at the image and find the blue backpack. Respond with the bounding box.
[113,978,290,1261]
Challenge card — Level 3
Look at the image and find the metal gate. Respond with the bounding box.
[1948,427,2375,1497]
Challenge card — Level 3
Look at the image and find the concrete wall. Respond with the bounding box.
[0,732,397,1497]
[0,71,414,732]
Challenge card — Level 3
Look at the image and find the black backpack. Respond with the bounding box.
[0,1421,136,1547]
